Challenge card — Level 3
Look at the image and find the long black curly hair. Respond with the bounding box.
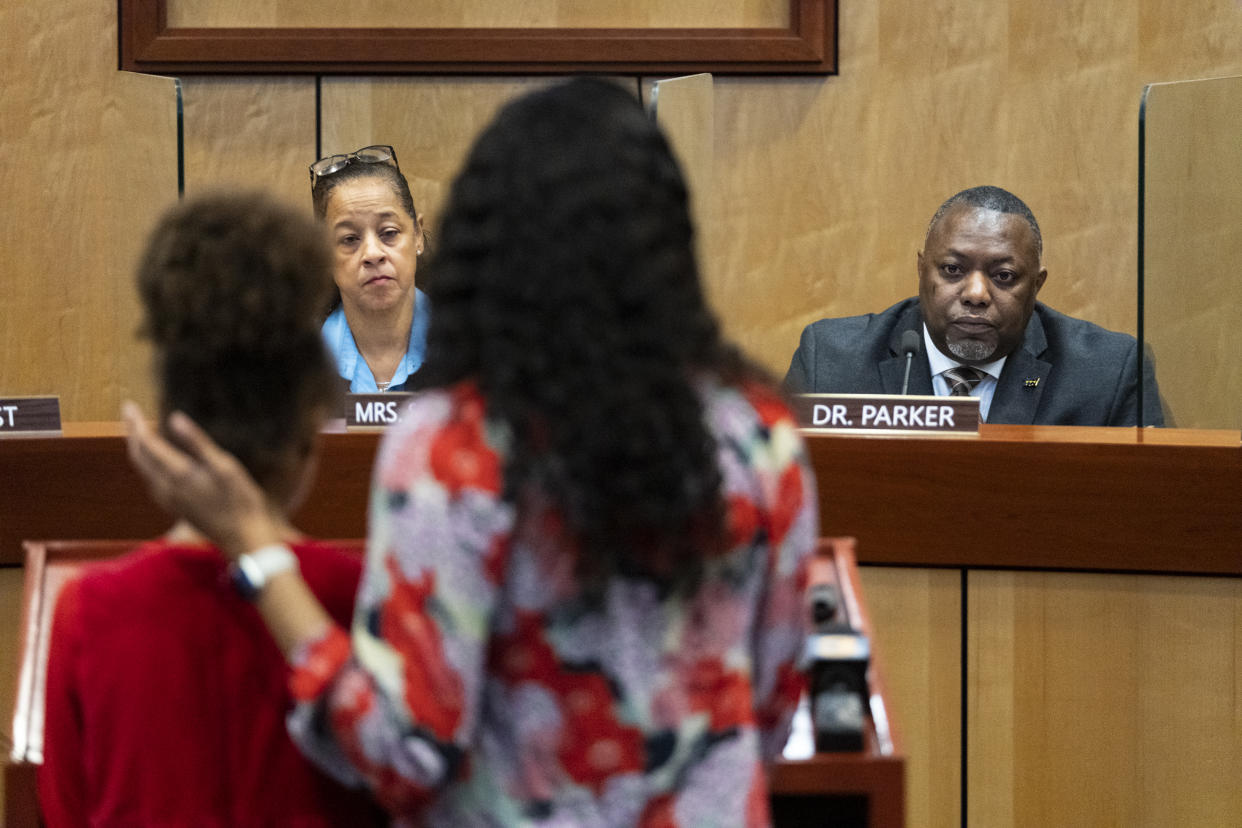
[137,191,339,498]
[419,78,766,590]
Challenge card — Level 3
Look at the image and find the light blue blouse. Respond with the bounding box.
[321,289,430,392]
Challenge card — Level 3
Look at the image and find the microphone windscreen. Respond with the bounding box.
[900,329,921,356]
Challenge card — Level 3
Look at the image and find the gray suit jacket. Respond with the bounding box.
[784,298,1164,426]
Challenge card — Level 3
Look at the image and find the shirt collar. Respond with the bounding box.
[321,289,430,392]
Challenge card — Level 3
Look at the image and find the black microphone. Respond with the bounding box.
[899,330,920,395]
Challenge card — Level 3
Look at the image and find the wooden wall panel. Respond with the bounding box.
[1004,2,1140,330]
[860,566,962,828]
[708,1,1242,379]
[5,0,1242,421]
[968,571,1242,827]
[179,77,317,210]
[1142,76,1242,429]
[0,0,177,422]
[167,0,788,29]
[1139,0,1242,80]
[318,77,592,244]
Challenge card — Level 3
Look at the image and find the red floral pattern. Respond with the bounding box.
[290,627,352,702]
[767,463,805,547]
[428,386,501,495]
[743,380,794,430]
[287,380,817,824]
[685,657,757,731]
[639,794,678,828]
[727,494,763,548]
[380,557,464,741]
[758,662,807,732]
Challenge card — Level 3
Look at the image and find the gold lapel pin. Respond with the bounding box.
[1024,378,1041,388]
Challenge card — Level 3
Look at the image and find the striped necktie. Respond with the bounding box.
[943,366,986,396]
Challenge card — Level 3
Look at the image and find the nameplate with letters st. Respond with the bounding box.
[792,393,979,436]
[0,396,63,437]
[345,393,413,431]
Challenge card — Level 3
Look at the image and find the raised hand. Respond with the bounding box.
[122,401,283,559]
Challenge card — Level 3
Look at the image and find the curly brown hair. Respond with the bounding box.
[136,191,339,494]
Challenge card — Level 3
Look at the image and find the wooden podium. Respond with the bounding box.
[5,541,139,827]
[770,538,905,828]
[5,530,906,826]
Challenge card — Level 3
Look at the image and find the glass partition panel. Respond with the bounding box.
[1140,75,1242,429]
[648,74,715,302]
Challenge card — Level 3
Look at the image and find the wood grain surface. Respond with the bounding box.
[860,566,961,828]
[166,0,789,28]
[968,570,1242,827]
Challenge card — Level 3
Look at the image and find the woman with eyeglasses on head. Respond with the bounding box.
[124,78,817,826]
[311,145,429,392]
[40,192,385,826]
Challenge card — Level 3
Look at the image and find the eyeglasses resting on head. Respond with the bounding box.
[308,145,400,186]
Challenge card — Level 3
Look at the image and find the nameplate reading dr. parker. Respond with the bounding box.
[792,394,979,436]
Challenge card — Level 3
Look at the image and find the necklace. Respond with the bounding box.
[376,381,391,392]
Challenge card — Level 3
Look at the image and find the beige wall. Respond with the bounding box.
[4,1,1242,421]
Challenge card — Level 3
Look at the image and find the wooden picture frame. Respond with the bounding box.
[118,0,837,75]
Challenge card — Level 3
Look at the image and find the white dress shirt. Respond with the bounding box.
[922,325,1006,422]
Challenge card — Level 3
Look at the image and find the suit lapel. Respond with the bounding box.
[988,310,1050,424]
[880,304,933,395]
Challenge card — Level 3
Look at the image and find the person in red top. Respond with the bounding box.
[39,192,384,826]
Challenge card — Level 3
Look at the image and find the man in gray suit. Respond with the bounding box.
[785,186,1163,426]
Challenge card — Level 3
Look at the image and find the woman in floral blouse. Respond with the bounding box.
[125,78,818,826]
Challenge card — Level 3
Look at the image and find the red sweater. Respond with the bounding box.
[39,539,385,827]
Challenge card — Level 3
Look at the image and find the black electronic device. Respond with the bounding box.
[804,579,871,752]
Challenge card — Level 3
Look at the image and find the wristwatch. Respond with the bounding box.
[229,543,299,601]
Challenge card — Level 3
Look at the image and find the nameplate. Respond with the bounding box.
[345,393,412,431]
[792,393,979,436]
[0,396,62,437]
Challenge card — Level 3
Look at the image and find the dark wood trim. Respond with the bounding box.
[0,424,379,567]
[118,0,837,75]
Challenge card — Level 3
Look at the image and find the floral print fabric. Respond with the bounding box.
[288,379,818,826]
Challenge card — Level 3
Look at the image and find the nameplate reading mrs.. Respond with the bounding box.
[792,393,979,435]
[345,393,413,431]
[0,396,62,437]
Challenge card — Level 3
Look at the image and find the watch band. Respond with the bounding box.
[229,543,299,601]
